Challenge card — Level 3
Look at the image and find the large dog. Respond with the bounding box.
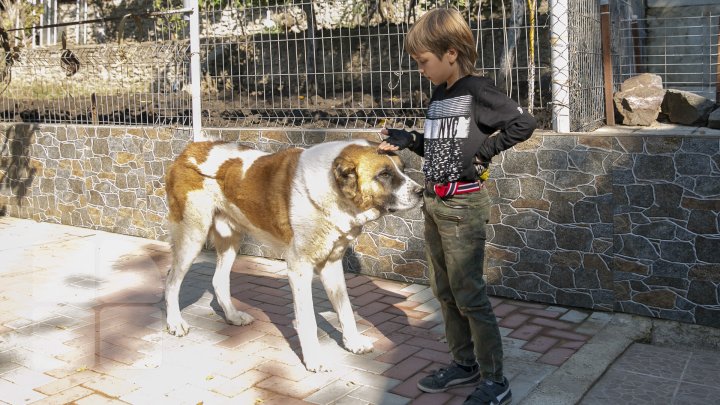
[164,139,423,371]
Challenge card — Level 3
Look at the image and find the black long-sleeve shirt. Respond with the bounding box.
[408,75,537,183]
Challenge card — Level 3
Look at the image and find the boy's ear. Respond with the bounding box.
[447,48,458,63]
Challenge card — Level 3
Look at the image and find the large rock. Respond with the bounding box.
[661,89,716,126]
[613,73,665,126]
[708,107,720,130]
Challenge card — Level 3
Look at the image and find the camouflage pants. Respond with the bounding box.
[423,187,504,381]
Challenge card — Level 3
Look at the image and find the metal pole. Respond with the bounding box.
[549,0,570,132]
[600,0,615,126]
[716,15,720,104]
[184,0,203,141]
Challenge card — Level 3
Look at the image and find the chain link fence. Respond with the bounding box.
[0,0,609,132]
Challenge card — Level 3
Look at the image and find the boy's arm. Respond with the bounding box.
[475,84,537,161]
[381,128,425,156]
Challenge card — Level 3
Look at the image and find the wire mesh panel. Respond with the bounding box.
[616,9,719,102]
[0,10,192,126]
[198,0,553,130]
[0,0,611,131]
[567,0,604,132]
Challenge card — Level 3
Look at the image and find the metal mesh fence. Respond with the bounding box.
[0,7,192,126]
[615,9,719,102]
[0,0,607,132]
[567,0,604,132]
[196,0,553,130]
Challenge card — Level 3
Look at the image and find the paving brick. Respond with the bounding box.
[545,329,591,341]
[340,369,402,390]
[407,288,435,304]
[530,317,574,330]
[0,379,46,404]
[213,355,267,379]
[349,283,378,297]
[212,369,271,397]
[345,385,411,405]
[345,275,372,289]
[81,374,139,398]
[303,379,358,404]
[405,336,450,353]
[374,344,422,364]
[256,374,322,398]
[33,370,99,396]
[498,313,531,329]
[414,348,452,364]
[522,335,560,353]
[340,354,393,375]
[388,371,425,399]
[357,302,391,317]
[32,385,94,405]
[508,324,544,341]
[493,303,520,317]
[353,291,385,307]
[256,361,311,382]
[520,308,563,319]
[537,348,575,366]
[413,392,454,404]
[382,356,432,381]
[74,394,129,404]
[559,309,590,323]
[361,310,397,327]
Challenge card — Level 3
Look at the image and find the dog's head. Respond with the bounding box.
[333,144,423,213]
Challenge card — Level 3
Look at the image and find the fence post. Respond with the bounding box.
[184,0,203,141]
[549,0,570,133]
[716,15,719,104]
[600,0,615,126]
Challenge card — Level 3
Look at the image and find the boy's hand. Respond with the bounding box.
[379,128,415,151]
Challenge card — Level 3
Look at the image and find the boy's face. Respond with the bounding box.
[411,49,460,87]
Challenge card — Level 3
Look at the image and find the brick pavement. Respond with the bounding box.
[0,217,614,404]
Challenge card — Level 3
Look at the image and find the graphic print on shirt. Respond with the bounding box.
[423,95,472,183]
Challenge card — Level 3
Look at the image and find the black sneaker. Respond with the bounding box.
[417,361,481,393]
[463,377,512,405]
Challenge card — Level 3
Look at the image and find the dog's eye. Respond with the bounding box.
[377,171,392,180]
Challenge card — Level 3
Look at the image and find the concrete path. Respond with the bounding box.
[0,216,717,404]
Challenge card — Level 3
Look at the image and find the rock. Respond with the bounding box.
[708,107,720,129]
[613,73,665,126]
[661,89,715,126]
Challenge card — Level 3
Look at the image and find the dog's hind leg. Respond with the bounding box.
[165,216,211,337]
[320,259,374,354]
[210,222,254,327]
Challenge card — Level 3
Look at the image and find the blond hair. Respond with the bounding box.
[405,8,478,77]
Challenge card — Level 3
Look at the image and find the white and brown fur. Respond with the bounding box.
[164,139,423,371]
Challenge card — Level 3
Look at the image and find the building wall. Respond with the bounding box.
[1,124,718,328]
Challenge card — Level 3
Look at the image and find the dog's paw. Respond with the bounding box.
[343,334,374,354]
[304,357,333,373]
[166,315,190,337]
[225,311,254,326]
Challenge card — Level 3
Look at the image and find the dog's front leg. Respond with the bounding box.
[320,260,374,355]
[286,255,329,372]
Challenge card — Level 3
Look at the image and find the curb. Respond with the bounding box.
[518,313,652,405]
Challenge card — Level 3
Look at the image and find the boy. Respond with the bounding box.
[378,8,536,405]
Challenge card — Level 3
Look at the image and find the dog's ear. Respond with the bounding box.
[333,155,358,200]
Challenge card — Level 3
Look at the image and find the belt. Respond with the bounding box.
[426,180,484,198]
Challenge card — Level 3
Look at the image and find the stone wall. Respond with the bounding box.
[1,124,718,328]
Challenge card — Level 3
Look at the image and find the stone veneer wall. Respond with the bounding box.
[1,123,718,328]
